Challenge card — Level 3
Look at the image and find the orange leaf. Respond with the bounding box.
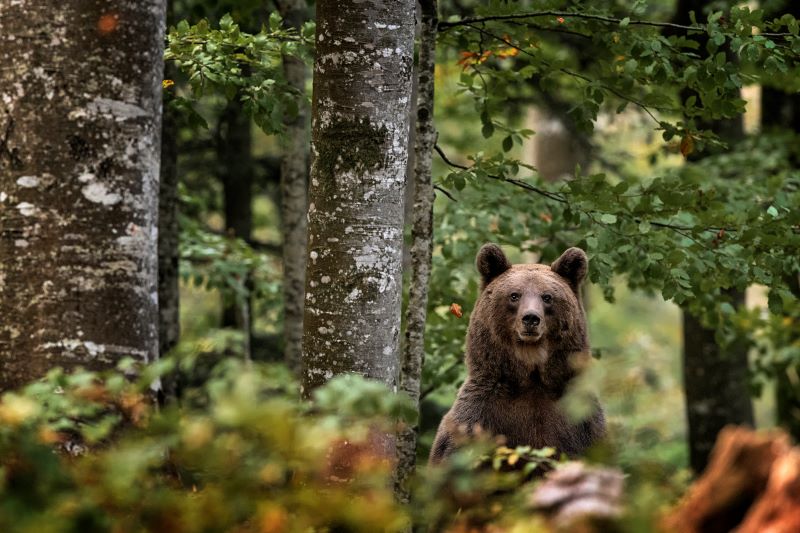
[450,303,463,318]
[680,134,695,157]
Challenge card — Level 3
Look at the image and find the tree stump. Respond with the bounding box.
[663,426,798,533]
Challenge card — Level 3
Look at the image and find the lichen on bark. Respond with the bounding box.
[315,117,389,179]
[276,0,310,376]
[301,0,416,396]
[395,0,438,502]
[0,0,166,390]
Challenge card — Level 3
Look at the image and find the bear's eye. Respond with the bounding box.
[509,293,520,302]
[542,294,553,304]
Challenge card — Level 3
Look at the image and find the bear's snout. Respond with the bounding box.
[516,298,545,341]
[522,313,541,327]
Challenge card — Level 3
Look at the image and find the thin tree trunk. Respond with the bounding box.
[0,0,165,389]
[276,0,309,375]
[159,0,180,390]
[401,1,421,273]
[216,97,254,355]
[302,0,416,395]
[395,0,438,502]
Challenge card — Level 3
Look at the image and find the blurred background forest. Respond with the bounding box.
[1,0,800,530]
[171,0,790,472]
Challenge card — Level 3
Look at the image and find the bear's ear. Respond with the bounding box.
[476,243,511,287]
[551,247,588,291]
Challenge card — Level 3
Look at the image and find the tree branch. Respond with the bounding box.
[433,144,742,235]
[439,10,793,37]
[461,24,666,123]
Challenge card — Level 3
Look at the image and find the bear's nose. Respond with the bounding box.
[522,313,541,327]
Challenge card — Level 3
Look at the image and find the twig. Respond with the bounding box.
[438,10,793,37]
[434,143,568,204]
[434,185,458,202]
[462,24,665,124]
[434,144,744,235]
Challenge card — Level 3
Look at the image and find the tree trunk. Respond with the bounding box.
[395,0,438,502]
[672,0,754,473]
[683,292,754,473]
[216,97,254,353]
[761,0,800,439]
[302,0,416,395]
[159,0,180,370]
[775,265,800,441]
[0,0,165,390]
[276,0,309,376]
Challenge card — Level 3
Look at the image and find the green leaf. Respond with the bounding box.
[269,11,282,32]
[219,13,234,32]
[600,214,617,224]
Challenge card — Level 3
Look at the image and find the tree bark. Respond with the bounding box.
[159,0,180,367]
[672,0,754,473]
[761,0,800,439]
[395,0,438,502]
[0,0,165,390]
[683,293,754,473]
[302,0,416,395]
[276,0,309,376]
[216,97,254,353]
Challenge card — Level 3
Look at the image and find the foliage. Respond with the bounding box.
[0,359,414,532]
[165,12,314,134]
[441,1,800,142]
[179,206,281,316]
[426,0,800,403]
[0,358,649,532]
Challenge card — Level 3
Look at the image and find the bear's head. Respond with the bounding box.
[473,243,589,375]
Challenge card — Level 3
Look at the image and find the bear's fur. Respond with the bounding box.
[429,244,605,464]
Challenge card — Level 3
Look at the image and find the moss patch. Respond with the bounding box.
[316,117,389,179]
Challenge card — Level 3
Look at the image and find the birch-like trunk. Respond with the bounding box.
[276,0,309,375]
[395,0,438,502]
[302,0,416,395]
[0,1,165,390]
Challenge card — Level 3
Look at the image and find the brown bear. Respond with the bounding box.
[429,244,605,464]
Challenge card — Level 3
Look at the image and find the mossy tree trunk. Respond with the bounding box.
[395,0,438,502]
[302,0,416,395]
[0,0,165,390]
[276,0,310,375]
